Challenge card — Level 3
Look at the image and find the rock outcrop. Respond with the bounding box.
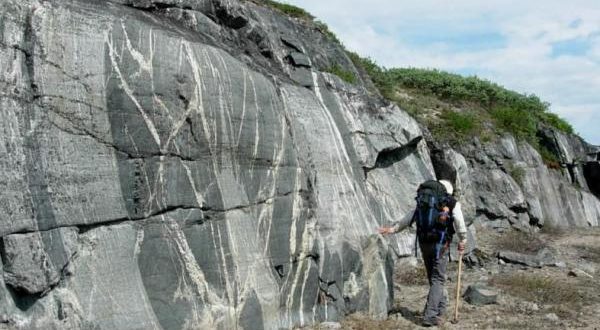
[0,1,431,328]
[430,131,600,231]
[0,0,598,329]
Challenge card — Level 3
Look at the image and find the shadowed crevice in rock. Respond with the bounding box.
[584,162,600,198]
[364,136,423,174]
[6,286,42,313]
[429,147,458,183]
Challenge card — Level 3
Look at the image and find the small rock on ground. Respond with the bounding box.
[545,313,559,322]
[464,285,498,305]
[568,268,594,278]
[318,322,342,329]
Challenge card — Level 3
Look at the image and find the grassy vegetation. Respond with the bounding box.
[491,273,580,305]
[441,110,480,137]
[491,106,537,141]
[394,265,428,286]
[324,64,357,84]
[538,223,567,235]
[255,1,577,163]
[347,51,395,98]
[340,313,403,330]
[386,68,573,137]
[538,145,561,169]
[261,0,313,19]
[573,244,600,263]
[345,52,576,161]
[254,1,340,44]
[346,52,574,136]
[314,20,341,44]
[494,230,546,253]
[507,163,526,186]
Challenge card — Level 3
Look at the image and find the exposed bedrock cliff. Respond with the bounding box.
[430,130,600,233]
[0,0,598,329]
[0,0,432,328]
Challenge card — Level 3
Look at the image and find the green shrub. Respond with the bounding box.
[257,1,341,43]
[392,94,446,117]
[490,106,537,141]
[440,111,480,136]
[354,66,574,137]
[262,0,314,19]
[429,111,481,143]
[538,145,561,169]
[346,51,395,98]
[314,20,340,44]
[324,64,356,84]
[540,112,574,134]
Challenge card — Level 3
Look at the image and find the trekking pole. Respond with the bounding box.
[452,251,463,324]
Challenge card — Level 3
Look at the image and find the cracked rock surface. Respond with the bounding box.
[0,0,598,329]
[0,0,431,328]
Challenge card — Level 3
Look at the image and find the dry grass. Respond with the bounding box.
[538,224,567,236]
[339,313,400,330]
[490,273,581,305]
[494,230,546,254]
[573,244,600,263]
[394,265,428,286]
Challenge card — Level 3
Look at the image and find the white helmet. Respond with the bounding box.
[439,180,454,195]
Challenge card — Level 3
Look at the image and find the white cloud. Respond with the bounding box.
[285,0,600,144]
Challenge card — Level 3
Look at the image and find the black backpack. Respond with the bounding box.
[412,180,457,245]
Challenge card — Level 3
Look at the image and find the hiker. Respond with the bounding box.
[378,179,467,327]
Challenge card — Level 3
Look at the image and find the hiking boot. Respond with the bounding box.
[421,319,435,327]
[422,316,444,327]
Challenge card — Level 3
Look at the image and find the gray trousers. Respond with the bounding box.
[420,240,449,322]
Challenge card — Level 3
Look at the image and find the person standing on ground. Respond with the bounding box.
[378,180,467,327]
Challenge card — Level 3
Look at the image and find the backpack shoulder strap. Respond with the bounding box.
[446,196,457,210]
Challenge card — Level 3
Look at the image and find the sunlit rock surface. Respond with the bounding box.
[0,1,432,328]
[0,0,598,329]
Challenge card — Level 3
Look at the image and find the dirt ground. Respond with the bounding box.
[313,224,600,329]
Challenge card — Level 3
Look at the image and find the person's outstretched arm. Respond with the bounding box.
[378,211,414,235]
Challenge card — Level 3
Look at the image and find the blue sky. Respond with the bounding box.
[285,0,600,145]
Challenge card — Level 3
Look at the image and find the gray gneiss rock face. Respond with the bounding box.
[0,0,598,329]
[431,133,600,231]
[0,0,431,328]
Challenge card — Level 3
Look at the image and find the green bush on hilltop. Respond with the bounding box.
[261,0,313,19]
[429,110,482,143]
[441,111,480,137]
[346,51,394,97]
[345,53,577,166]
[254,1,340,43]
[491,106,537,141]
[541,112,574,134]
[314,20,341,44]
[347,56,574,139]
